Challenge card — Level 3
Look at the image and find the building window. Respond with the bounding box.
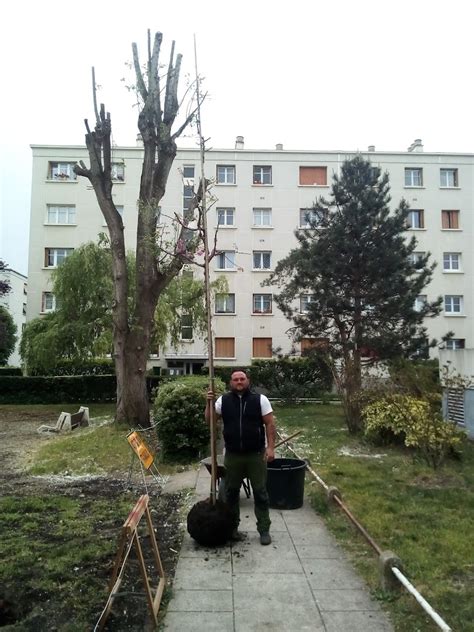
[404,168,423,187]
[111,163,125,181]
[414,295,427,312]
[47,205,76,224]
[443,253,461,272]
[253,251,272,270]
[300,295,313,313]
[180,314,193,340]
[216,251,236,270]
[253,166,272,185]
[445,339,465,350]
[216,165,236,184]
[253,294,272,314]
[299,208,325,228]
[183,165,195,179]
[253,208,272,227]
[215,293,235,314]
[440,168,458,188]
[44,248,74,267]
[408,251,426,269]
[183,185,194,213]
[217,207,235,226]
[48,162,77,181]
[299,166,327,186]
[215,337,235,358]
[41,292,57,312]
[445,295,463,314]
[441,210,460,229]
[407,210,424,229]
[252,337,272,358]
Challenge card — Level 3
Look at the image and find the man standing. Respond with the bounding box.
[205,369,276,545]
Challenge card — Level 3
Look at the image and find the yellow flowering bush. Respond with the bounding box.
[363,394,463,469]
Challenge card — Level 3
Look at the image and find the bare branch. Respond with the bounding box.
[132,42,148,101]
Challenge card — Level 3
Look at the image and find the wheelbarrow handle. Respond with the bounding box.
[274,430,302,449]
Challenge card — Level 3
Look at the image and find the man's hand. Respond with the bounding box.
[265,447,275,462]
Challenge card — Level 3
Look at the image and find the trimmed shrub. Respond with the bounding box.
[363,394,463,469]
[153,376,225,461]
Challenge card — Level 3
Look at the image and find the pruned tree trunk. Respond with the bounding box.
[75,32,200,427]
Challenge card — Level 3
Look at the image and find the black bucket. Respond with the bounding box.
[266,458,306,509]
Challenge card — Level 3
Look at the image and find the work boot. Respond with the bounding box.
[230,529,244,542]
[259,531,271,545]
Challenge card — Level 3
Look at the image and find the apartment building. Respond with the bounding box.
[0,268,27,366]
[28,138,473,373]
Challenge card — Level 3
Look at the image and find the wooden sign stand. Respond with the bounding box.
[97,494,166,630]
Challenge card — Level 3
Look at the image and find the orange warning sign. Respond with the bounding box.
[127,432,154,470]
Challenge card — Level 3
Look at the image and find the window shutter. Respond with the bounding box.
[299,167,327,186]
[215,338,235,357]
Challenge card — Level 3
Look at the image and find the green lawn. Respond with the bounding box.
[274,402,474,632]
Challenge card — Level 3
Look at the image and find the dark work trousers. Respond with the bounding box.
[224,451,271,533]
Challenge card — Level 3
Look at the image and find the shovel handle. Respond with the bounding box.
[274,430,302,449]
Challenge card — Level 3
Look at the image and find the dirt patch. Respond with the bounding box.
[0,410,192,630]
[411,473,466,489]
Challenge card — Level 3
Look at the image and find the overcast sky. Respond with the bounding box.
[1,0,473,276]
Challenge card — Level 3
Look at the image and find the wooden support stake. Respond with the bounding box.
[96,494,166,630]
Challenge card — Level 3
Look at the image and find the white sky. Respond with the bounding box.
[1,0,474,275]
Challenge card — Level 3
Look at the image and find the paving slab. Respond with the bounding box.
[163,464,394,631]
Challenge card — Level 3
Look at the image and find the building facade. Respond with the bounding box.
[0,268,27,366]
[28,138,473,373]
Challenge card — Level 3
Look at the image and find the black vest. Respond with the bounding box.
[221,390,265,453]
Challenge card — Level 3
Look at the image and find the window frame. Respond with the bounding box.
[404,168,423,187]
[414,295,427,312]
[215,251,236,270]
[216,165,236,185]
[443,252,461,272]
[215,293,236,314]
[180,314,193,340]
[111,162,125,182]
[252,250,272,270]
[48,162,77,181]
[41,292,57,313]
[252,208,272,227]
[46,205,76,225]
[44,248,74,268]
[252,165,272,185]
[440,168,458,188]
[441,210,460,230]
[252,293,272,314]
[217,207,235,227]
[445,339,465,350]
[407,209,424,229]
[444,295,463,315]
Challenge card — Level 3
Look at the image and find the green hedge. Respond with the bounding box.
[0,375,161,404]
[28,358,115,376]
[0,367,22,376]
[202,357,333,399]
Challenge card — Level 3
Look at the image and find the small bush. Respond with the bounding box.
[363,394,463,469]
[153,376,225,461]
[0,367,22,376]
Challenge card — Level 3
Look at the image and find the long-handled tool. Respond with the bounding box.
[186,37,233,546]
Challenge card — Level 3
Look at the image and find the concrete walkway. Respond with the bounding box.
[163,465,394,632]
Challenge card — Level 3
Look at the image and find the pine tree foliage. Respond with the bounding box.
[267,156,441,431]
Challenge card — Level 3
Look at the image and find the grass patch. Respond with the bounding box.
[274,402,474,632]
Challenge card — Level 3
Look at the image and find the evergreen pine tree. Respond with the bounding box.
[267,155,441,432]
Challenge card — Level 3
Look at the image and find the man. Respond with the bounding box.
[205,369,276,545]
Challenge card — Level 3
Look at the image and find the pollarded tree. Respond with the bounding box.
[266,156,442,433]
[74,32,203,426]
